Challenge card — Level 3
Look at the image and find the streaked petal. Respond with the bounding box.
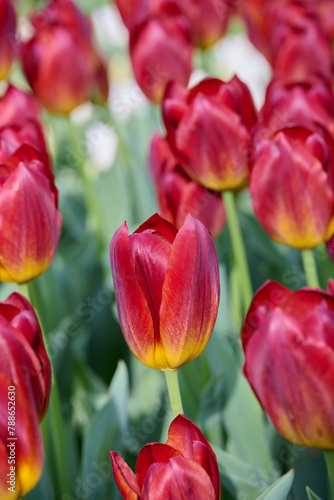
[166,414,214,459]
[159,215,219,369]
[193,441,220,500]
[136,443,182,490]
[110,451,140,499]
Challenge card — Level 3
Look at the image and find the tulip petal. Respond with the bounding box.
[110,451,140,499]
[193,441,221,500]
[142,456,216,500]
[166,415,214,460]
[175,95,250,190]
[136,443,182,491]
[241,280,292,353]
[135,213,178,244]
[159,215,219,369]
[0,163,62,283]
[250,132,334,249]
[110,222,156,367]
[245,308,334,448]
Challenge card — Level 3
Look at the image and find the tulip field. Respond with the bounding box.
[2,0,334,499]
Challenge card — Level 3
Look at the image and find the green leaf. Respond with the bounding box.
[223,373,272,470]
[256,470,294,500]
[306,486,323,500]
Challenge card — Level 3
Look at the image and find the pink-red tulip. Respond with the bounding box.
[163,76,257,191]
[250,128,334,249]
[110,213,219,370]
[149,132,226,237]
[242,280,334,449]
[0,0,16,80]
[130,15,192,104]
[21,0,108,113]
[0,292,51,498]
[0,144,62,283]
[110,414,221,499]
[0,85,41,129]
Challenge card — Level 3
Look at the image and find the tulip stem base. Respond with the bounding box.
[164,370,184,419]
[301,250,320,288]
[223,191,253,311]
[323,450,334,500]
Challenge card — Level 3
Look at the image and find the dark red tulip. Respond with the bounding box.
[21,0,108,113]
[242,280,334,449]
[0,292,51,498]
[110,213,220,370]
[149,132,226,237]
[162,76,257,191]
[130,15,192,103]
[0,0,16,80]
[111,414,221,499]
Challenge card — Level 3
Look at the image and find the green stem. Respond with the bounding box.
[20,280,71,498]
[301,249,320,288]
[323,450,334,500]
[223,191,253,311]
[164,370,184,419]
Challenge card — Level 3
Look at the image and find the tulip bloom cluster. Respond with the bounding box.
[242,281,334,449]
[0,293,51,499]
[110,213,220,370]
[0,85,62,283]
[111,414,221,499]
[115,0,237,102]
[21,0,108,113]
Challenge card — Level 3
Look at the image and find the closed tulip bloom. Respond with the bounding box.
[163,76,257,191]
[21,0,108,113]
[0,85,41,129]
[149,132,226,237]
[110,213,219,370]
[0,144,62,282]
[0,292,51,498]
[110,414,221,499]
[130,15,192,103]
[250,129,334,249]
[0,0,16,80]
[242,280,334,449]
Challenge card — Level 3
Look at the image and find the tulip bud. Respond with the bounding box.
[130,15,192,103]
[110,213,220,370]
[0,144,62,283]
[111,414,221,499]
[0,292,51,498]
[242,280,334,449]
[149,132,226,237]
[0,0,16,80]
[162,76,257,191]
[21,0,108,113]
[250,129,334,249]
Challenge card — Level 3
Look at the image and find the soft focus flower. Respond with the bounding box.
[130,15,192,103]
[0,292,51,498]
[242,280,334,449]
[149,132,226,237]
[0,144,62,283]
[0,85,41,128]
[110,414,221,499]
[162,76,257,191]
[110,213,220,370]
[250,129,334,249]
[0,0,16,80]
[21,0,108,113]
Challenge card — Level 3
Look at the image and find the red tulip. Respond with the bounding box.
[0,0,16,80]
[110,414,221,499]
[242,280,334,449]
[21,0,108,113]
[130,15,192,103]
[0,85,41,129]
[250,129,334,249]
[110,213,219,370]
[162,76,257,191]
[149,132,226,237]
[0,292,51,498]
[0,144,62,283]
